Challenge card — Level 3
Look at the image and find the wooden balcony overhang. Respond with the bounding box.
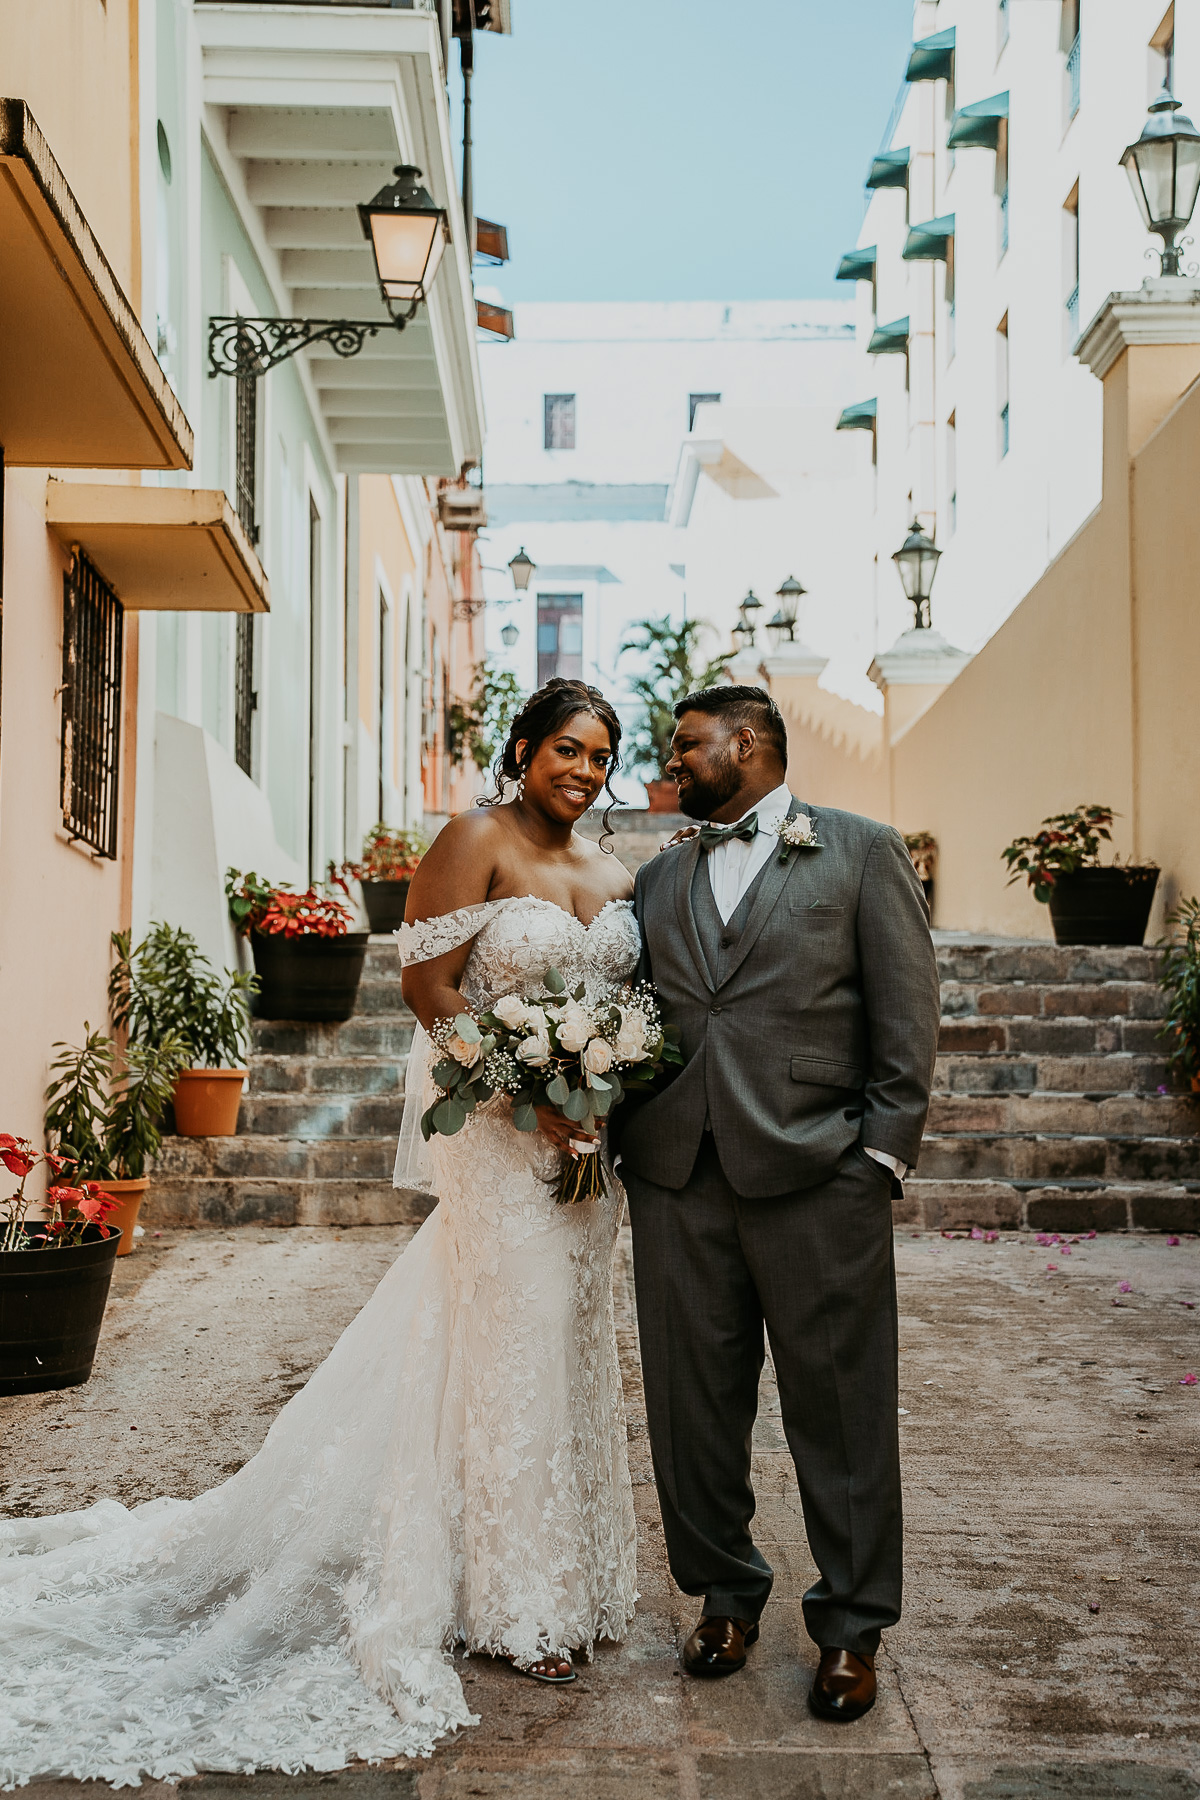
[45,482,269,614]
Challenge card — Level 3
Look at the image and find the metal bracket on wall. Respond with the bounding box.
[207,311,412,380]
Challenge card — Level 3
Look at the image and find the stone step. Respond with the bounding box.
[940,979,1165,1022]
[252,1016,414,1057]
[919,1131,1200,1184]
[237,1092,406,1139]
[932,941,1162,984]
[934,1051,1170,1094]
[248,1053,410,1098]
[147,1131,435,1230]
[927,1090,1198,1135]
[900,1176,1199,1235]
[936,1015,1164,1056]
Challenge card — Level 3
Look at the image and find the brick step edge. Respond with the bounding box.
[142,1178,436,1231]
[899,1178,1200,1234]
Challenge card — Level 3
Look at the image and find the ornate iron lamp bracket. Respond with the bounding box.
[207,311,411,379]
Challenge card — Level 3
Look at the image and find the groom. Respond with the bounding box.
[620,685,940,1721]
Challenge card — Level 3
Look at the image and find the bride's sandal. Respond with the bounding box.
[525,1652,576,1685]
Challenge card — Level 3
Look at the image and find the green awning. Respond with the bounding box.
[906,27,955,83]
[836,399,877,432]
[866,147,909,191]
[948,92,1009,150]
[903,214,955,261]
[835,245,877,282]
[868,317,909,356]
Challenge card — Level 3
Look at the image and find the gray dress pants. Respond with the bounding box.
[624,1134,902,1656]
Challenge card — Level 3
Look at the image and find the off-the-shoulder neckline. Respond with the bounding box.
[398,894,634,935]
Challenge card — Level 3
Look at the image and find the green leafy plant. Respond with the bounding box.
[619,615,727,780]
[1001,805,1117,904]
[329,823,429,893]
[109,924,257,1070]
[446,661,525,773]
[1159,897,1200,1087]
[44,1026,189,1182]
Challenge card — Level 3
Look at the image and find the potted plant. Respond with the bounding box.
[110,925,258,1137]
[1159,897,1200,1093]
[0,1136,122,1394]
[619,616,728,812]
[227,870,369,1023]
[330,823,429,935]
[446,659,524,780]
[43,1027,186,1254]
[1001,805,1160,945]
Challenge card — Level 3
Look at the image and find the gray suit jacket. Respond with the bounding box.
[621,801,941,1197]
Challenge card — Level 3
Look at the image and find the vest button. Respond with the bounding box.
[720,935,734,948]
[710,1005,723,1015]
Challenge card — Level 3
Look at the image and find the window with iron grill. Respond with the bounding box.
[543,393,576,451]
[60,552,124,859]
[234,373,258,775]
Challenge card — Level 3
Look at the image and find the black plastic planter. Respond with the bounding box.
[1047,866,1160,946]
[0,1226,121,1395]
[361,879,411,934]
[250,930,369,1021]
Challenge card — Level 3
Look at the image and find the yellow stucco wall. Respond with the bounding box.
[358,475,417,804]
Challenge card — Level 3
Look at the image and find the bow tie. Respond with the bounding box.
[698,814,759,850]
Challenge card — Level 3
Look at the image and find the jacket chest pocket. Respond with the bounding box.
[788,903,845,926]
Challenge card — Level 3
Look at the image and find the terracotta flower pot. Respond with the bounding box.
[173,1067,247,1137]
[99,1177,150,1257]
[645,779,680,815]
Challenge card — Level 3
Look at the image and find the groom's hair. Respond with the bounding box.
[674,685,788,771]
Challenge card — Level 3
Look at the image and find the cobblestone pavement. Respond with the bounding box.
[3,1225,1200,1799]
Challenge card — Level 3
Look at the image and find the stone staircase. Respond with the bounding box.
[147,935,1200,1234]
[910,939,1200,1233]
[150,940,431,1229]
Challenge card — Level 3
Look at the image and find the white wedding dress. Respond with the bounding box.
[0,897,639,1789]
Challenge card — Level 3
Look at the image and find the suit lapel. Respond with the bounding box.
[672,834,715,992]
[717,798,811,990]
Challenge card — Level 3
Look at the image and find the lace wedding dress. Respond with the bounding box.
[0,897,639,1789]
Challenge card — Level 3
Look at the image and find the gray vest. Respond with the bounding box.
[691,853,772,1126]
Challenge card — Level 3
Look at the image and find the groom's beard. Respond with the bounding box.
[676,749,741,820]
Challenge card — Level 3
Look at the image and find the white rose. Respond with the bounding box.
[515,1030,552,1067]
[613,1031,649,1064]
[493,994,529,1029]
[446,1033,483,1068]
[556,1001,593,1053]
[583,1037,613,1074]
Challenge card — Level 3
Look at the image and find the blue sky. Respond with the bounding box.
[461,0,914,303]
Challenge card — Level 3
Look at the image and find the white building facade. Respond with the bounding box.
[837,0,1191,661]
[477,301,873,803]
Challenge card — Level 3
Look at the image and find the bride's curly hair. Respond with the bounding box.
[481,677,624,850]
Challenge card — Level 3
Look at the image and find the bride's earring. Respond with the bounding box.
[516,771,526,802]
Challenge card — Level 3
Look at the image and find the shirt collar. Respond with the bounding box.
[715,783,794,834]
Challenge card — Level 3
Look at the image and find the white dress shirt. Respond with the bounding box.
[701,784,908,1183]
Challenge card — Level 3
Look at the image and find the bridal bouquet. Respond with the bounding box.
[422,969,682,1204]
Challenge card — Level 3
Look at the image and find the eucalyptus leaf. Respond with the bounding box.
[592,1088,613,1117]
[454,1013,481,1044]
[546,1073,570,1107]
[432,1058,459,1088]
[543,967,566,996]
[512,1101,538,1132]
[432,1097,467,1135]
[562,1086,591,1122]
[587,1072,611,1091]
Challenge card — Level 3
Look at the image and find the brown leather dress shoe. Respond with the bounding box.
[680,1614,760,1677]
[807,1647,877,1721]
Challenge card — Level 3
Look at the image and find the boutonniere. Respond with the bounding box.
[775,813,821,863]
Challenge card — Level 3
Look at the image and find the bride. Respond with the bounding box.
[0,678,639,1787]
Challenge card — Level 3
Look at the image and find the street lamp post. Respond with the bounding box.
[1120,86,1200,278]
[734,589,763,651]
[891,518,942,630]
[767,573,806,650]
[507,546,536,591]
[208,165,449,378]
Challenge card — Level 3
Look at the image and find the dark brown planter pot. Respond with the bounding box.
[0,1225,121,1394]
[360,878,411,934]
[250,930,369,1022]
[1046,866,1160,946]
[645,779,680,814]
[173,1068,247,1137]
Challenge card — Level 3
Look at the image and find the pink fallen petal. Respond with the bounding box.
[1180,1301,1195,1310]
[1181,1373,1198,1386]
[971,1227,984,1240]
[1062,1246,1073,1256]
[1168,1236,1181,1247]
[1086,1230,1098,1240]
[1036,1233,1052,1246]
[1118,1281,1133,1293]
[1088,1600,1100,1613]
[985,1230,1000,1243]
[1046,1264,1059,1273]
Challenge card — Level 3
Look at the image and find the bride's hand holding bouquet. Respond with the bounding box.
[422,968,682,1204]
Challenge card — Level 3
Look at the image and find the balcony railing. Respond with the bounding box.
[1065,282,1080,343]
[999,402,1010,459]
[999,185,1009,256]
[1067,33,1081,118]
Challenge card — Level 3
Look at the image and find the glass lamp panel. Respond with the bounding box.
[368,212,442,299]
[918,545,941,596]
[1131,137,1179,227]
[1123,154,1155,231]
[1175,138,1200,225]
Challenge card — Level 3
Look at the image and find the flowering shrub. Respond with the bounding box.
[329,824,428,894]
[1001,805,1117,904]
[226,870,354,939]
[0,1136,117,1253]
